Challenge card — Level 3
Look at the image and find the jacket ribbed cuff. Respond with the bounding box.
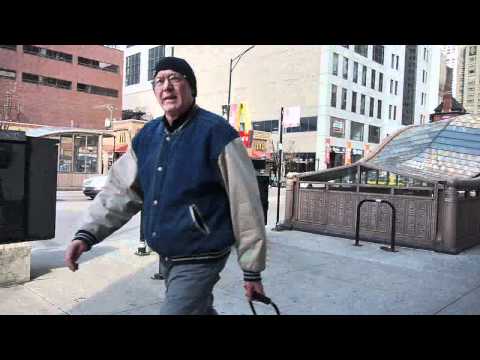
[243,270,262,282]
[73,230,97,251]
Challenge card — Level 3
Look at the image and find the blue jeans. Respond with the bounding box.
[158,255,229,315]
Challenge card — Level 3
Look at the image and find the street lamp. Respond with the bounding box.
[226,45,255,123]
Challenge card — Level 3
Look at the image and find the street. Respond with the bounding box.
[34,186,285,251]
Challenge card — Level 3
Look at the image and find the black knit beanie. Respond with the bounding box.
[153,57,197,97]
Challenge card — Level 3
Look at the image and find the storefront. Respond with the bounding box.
[25,127,114,190]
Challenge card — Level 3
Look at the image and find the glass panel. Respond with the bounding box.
[58,135,73,173]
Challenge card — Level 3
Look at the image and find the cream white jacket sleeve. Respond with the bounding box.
[217,137,267,280]
[74,147,143,248]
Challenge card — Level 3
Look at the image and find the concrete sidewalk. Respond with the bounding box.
[1,223,480,315]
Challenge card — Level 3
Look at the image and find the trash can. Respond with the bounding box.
[256,174,269,225]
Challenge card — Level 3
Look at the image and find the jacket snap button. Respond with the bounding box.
[153,200,158,206]
[152,232,157,237]
[157,166,163,172]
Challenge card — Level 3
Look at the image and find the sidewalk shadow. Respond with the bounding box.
[30,246,116,280]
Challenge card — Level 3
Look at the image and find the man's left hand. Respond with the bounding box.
[244,281,265,301]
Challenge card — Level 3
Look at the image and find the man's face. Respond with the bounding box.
[153,70,194,120]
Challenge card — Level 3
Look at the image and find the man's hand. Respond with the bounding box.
[244,281,265,301]
[65,240,89,272]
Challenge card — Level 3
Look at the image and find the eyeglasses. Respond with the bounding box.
[152,73,187,88]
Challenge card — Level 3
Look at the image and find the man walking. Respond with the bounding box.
[65,57,267,315]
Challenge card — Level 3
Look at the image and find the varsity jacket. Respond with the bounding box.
[74,105,267,281]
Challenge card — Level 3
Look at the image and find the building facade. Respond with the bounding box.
[117,45,174,119]
[456,45,480,114]
[0,45,123,129]
[441,45,458,96]
[118,45,441,171]
[402,45,441,126]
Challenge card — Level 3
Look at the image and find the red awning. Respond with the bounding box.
[115,143,129,153]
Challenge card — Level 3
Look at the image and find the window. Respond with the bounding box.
[77,83,118,97]
[395,81,398,95]
[390,79,394,94]
[360,94,366,115]
[389,105,392,119]
[285,117,318,133]
[350,121,364,141]
[423,47,427,61]
[252,120,279,133]
[354,45,368,57]
[362,65,367,86]
[372,45,384,64]
[58,135,73,173]
[23,45,72,63]
[0,68,16,80]
[351,91,357,113]
[377,100,382,119]
[74,135,98,174]
[126,53,141,86]
[391,54,395,68]
[371,69,376,89]
[22,72,71,90]
[353,61,358,83]
[343,57,349,79]
[368,125,380,144]
[469,46,477,56]
[393,105,397,120]
[330,117,345,138]
[396,55,399,70]
[331,84,337,107]
[148,46,165,80]
[369,97,374,117]
[378,72,383,92]
[332,53,339,75]
[341,45,349,48]
[341,88,347,110]
[422,70,427,83]
[0,45,16,51]
[78,57,119,73]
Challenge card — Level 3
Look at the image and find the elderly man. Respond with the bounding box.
[65,57,267,315]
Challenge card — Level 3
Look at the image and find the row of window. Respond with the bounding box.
[252,117,318,133]
[331,85,388,120]
[330,117,380,144]
[126,46,165,86]
[19,71,118,97]
[332,54,388,93]
[0,45,119,74]
[342,45,389,66]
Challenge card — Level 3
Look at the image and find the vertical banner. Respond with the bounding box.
[283,106,301,128]
[239,102,252,132]
[364,144,370,157]
[325,137,331,167]
[229,103,240,130]
[345,141,352,165]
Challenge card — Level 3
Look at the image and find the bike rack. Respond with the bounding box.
[354,199,398,252]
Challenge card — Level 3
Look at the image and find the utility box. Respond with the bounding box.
[0,130,58,244]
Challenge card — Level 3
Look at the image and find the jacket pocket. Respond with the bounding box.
[188,204,211,236]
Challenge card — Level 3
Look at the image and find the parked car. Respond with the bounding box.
[82,175,107,199]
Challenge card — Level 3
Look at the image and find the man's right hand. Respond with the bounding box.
[65,240,89,272]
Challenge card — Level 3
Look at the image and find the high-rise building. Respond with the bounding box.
[456,45,480,114]
[0,45,123,129]
[441,45,458,96]
[401,45,441,126]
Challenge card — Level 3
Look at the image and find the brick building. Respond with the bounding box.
[0,45,123,129]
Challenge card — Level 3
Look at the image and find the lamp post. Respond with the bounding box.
[226,45,255,122]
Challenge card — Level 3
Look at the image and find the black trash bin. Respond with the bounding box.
[256,174,269,225]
